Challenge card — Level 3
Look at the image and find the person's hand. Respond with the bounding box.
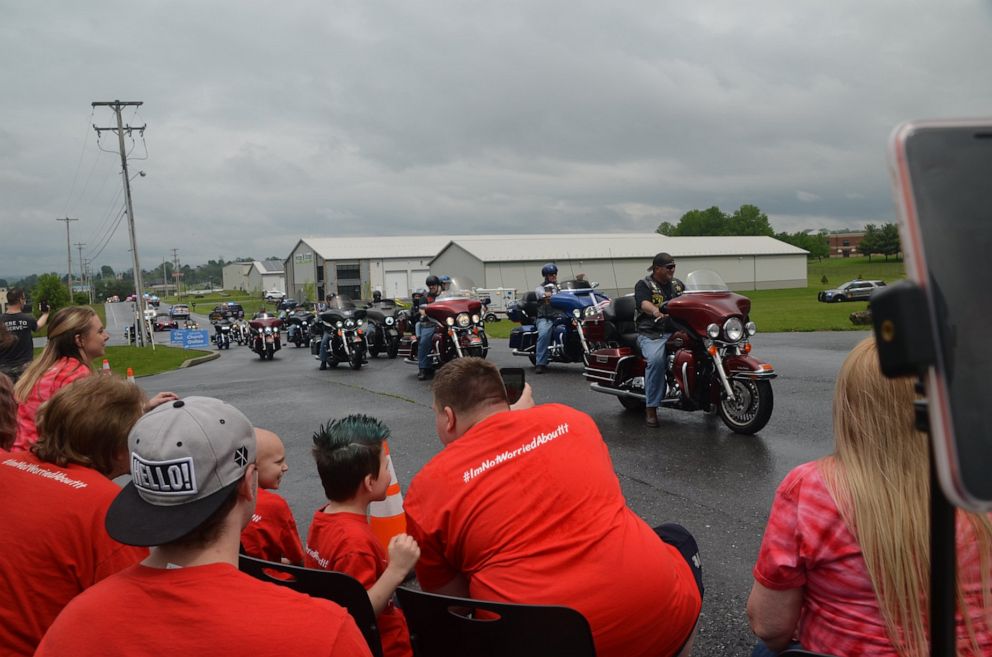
[387,534,420,575]
[510,383,535,411]
[39,300,50,313]
[144,392,179,413]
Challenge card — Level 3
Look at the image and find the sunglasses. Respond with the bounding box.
[663,264,677,271]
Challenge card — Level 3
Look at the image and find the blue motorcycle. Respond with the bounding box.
[507,279,610,365]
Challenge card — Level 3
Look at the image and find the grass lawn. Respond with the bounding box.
[162,291,263,308]
[32,345,211,378]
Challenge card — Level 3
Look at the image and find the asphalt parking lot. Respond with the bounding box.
[131,313,866,657]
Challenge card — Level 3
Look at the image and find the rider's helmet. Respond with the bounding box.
[372,290,382,302]
[541,263,558,278]
[425,275,441,288]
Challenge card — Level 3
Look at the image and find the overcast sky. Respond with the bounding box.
[2,0,991,278]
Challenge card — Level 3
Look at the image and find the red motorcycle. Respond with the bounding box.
[249,313,283,361]
[583,270,775,434]
[400,277,489,366]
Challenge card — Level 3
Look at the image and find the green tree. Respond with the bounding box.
[100,265,115,279]
[655,221,676,236]
[673,206,730,236]
[859,224,882,262]
[878,223,902,260]
[775,230,829,260]
[302,281,316,303]
[728,204,775,236]
[32,273,70,312]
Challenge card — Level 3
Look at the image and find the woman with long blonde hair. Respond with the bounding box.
[748,337,992,656]
[12,306,108,451]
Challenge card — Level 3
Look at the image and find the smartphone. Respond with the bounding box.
[500,367,525,405]
[889,119,992,511]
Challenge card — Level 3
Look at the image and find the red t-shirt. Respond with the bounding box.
[13,357,90,452]
[754,460,992,656]
[241,488,305,564]
[36,562,373,657]
[404,403,701,657]
[0,452,146,657]
[306,510,414,657]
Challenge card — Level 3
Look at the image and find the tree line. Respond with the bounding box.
[655,204,901,261]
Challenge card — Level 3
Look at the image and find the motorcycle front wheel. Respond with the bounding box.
[719,379,774,435]
[350,351,363,370]
[387,337,399,359]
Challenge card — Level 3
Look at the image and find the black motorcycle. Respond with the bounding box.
[286,312,314,348]
[212,318,232,350]
[364,300,402,359]
[311,296,368,370]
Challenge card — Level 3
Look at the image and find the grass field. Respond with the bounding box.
[32,344,212,378]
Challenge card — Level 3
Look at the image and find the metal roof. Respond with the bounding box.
[296,233,807,262]
[433,234,808,263]
[256,259,284,274]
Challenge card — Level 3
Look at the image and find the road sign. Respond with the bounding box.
[169,329,211,349]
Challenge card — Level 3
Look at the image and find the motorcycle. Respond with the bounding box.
[286,311,315,348]
[249,313,283,361]
[399,276,489,367]
[213,319,233,350]
[231,319,249,345]
[582,270,776,435]
[507,279,610,365]
[311,296,368,370]
[364,299,402,359]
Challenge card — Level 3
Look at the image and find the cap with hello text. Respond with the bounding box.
[105,397,256,547]
[647,252,675,271]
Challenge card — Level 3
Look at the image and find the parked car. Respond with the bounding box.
[153,313,179,332]
[265,290,286,301]
[277,298,299,312]
[817,279,887,303]
[209,302,245,321]
[170,304,191,320]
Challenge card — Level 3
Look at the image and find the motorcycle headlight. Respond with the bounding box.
[445,316,455,327]
[745,321,757,336]
[471,314,480,324]
[336,320,344,328]
[706,323,720,339]
[264,327,273,335]
[345,319,355,328]
[385,316,394,325]
[572,309,581,318]
[456,313,471,328]
[584,306,598,317]
[723,317,744,342]
[357,318,364,325]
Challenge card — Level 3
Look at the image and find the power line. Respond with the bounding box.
[62,108,95,216]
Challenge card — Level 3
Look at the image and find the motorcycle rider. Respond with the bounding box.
[372,289,383,304]
[318,293,337,370]
[414,275,443,380]
[533,263,561,374]
[635,253,684,428]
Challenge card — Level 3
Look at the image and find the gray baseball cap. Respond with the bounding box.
[106,397,256,547]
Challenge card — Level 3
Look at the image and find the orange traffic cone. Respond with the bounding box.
[126,367,135,383]
[368,440,407,550]
[102,359,111,375]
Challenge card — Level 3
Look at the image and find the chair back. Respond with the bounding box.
[238,554,383,657]
[395,587,596,657]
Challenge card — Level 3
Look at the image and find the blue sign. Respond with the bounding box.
[169,329,211,349]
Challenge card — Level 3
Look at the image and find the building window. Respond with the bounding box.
[336,263,360,280]
[295,252,313,264]
[338,284,361,299]
[842,240,850,246]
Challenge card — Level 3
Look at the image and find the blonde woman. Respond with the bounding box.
[747,337,992,656]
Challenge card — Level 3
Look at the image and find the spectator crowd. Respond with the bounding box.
[2,289,991,657]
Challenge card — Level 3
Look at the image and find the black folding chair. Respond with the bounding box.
[395,586,596,657]
[779,650,837,657]
[238,554,383,657]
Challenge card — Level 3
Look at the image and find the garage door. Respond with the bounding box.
[410,270,430,294]
[384,271,408,299]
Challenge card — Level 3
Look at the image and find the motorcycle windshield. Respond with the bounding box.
[437,276,479,300]
[683,270,731,292]
[560,279,593,291]
[326,296,358,310]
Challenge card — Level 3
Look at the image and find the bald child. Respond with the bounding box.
[240,428,305,565]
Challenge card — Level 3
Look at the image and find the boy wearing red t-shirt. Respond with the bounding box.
[306,415,420,657]
[240,428,305,564]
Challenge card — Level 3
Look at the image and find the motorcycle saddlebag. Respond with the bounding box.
[584,346,633,374]
[509,325,535,350]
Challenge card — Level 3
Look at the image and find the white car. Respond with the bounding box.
[264,290,286,301]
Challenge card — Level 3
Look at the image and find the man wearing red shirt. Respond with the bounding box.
[37,397,372,657]
[0,376,147,657]
[240,428,304,564]
[404,358,703,657]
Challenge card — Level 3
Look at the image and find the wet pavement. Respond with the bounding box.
[127,316,865,657]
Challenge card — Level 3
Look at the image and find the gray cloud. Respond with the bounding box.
[2,0,991,277]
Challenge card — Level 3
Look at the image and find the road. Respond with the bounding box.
[125,306,865,657]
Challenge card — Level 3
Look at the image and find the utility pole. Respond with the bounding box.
[171,248,181,300]
[56,217,78,300]
[82,259,94,304]
[74,242,86,301]
[93,100,147,346]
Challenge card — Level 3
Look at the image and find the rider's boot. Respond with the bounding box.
[645,406,660,428]
[417,369,428,381]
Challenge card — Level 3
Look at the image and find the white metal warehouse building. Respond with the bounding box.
[284,233,807,301]
[430,234,808,296]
